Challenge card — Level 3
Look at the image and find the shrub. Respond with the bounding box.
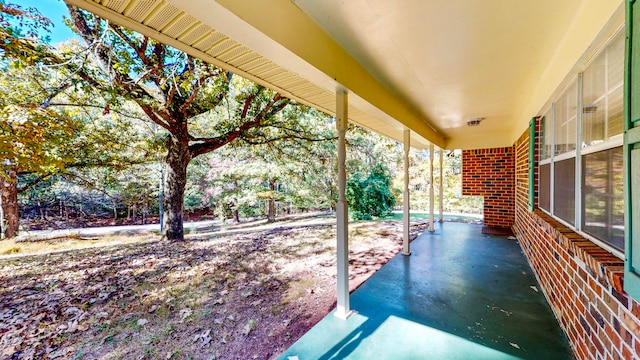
[346,164,397,220]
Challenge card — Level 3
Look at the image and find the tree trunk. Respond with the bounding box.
[267,179,276,223]
[233,181,240,223]
[1,171,19,239]
[163,135,191,241]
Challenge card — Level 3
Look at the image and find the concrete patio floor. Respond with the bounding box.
[278,221,574,360]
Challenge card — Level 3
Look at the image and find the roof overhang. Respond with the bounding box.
[65,0,624,150]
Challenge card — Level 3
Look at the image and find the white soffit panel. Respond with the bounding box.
[65,0,435,148]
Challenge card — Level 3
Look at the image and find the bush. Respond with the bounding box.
[346,164,397,220]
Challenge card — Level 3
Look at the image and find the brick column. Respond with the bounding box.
[461,147,515,228]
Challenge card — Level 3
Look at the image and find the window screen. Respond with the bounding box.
[582,146,624,251]
[554,82,577,156]
[582,30,624,147]
[539,163,550,212]
[540,114,552,160]
[553,158,575,225]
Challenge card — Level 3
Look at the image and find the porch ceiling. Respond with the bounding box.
[65,0,622,150]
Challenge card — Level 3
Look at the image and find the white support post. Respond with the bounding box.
[335,89,352,319]
[402,129,411,256]
[439,149,444,223]
[429,144,435,232]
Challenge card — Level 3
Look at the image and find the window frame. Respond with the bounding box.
[537,26,625,259]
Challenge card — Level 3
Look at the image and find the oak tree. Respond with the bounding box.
[1,3,330,240]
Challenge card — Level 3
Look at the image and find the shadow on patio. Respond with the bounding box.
[278,221,574,360]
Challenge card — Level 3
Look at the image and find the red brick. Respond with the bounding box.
[622,344,633,360]
[606,323,622,350]
[512,124,640,360]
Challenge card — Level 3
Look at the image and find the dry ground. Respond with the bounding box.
[1,215,425,360]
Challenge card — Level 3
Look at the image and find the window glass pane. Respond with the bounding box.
[582,98,605,146]
[554,102,566,155]
[608,85,624,137]
[606,31,624,138]
[554,82,577,156]
[553,158,575,225]
[583,52,606,105]
[539,163,550,211]
[582,146,624,251]
[540,114,552,160]
[582,29,624,146]
[607,31,624,90]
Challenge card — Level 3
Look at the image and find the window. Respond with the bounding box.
[582,147,624,250]
[537,28,624,255]
[540,113,552,161]
[554,82,577,156]
[539,163,550,211]
[554,158,575,225]
[582,30,624,146]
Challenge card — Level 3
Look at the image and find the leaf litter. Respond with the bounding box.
[0,217,412,359]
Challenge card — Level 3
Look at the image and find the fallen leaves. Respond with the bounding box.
[0,218,405,359]
[243,319,257,335]
[193,329,212,345]
[179,308,193,323]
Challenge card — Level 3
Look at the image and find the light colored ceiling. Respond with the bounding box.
[65,0,623,149]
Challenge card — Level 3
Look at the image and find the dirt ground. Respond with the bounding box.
[0,215,427,360]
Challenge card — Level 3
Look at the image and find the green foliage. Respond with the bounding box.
[0,45,154,184]
[0,103,74,175]
[0,3,53,61]
[346,164,397,220]
[1,2,482,236]
[201,111,336,222]
[392,150,482,214]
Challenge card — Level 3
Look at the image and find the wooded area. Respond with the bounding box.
[0,3,481,241]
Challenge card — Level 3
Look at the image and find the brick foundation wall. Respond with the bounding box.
[462,147,515,228]
[512,125,640,360]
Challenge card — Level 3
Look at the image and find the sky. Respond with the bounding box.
[16,0,78,44]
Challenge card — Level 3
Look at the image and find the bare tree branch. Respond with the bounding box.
[29,102,152,122]
[189,93,288,157]
[241,134,336,145]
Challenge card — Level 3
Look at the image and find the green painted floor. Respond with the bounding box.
[278,222,575,360]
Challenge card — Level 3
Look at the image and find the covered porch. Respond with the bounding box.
[279,221,574,360]
[61,0,640,358]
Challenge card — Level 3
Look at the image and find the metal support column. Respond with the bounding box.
[402,129,411,256]
[335,89,352,319]
[429,144,435,232]
[439,149,444,222]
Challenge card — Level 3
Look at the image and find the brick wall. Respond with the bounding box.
[512,124,640,360]
[462,147,515,228]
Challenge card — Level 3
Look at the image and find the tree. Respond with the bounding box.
[1,3,331,240]
[0,3,159,237]
[0,50,154,237]
[203,111,335,223]
[346,163,398,220]
[0,3,58,238]
[392,149,482,214]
